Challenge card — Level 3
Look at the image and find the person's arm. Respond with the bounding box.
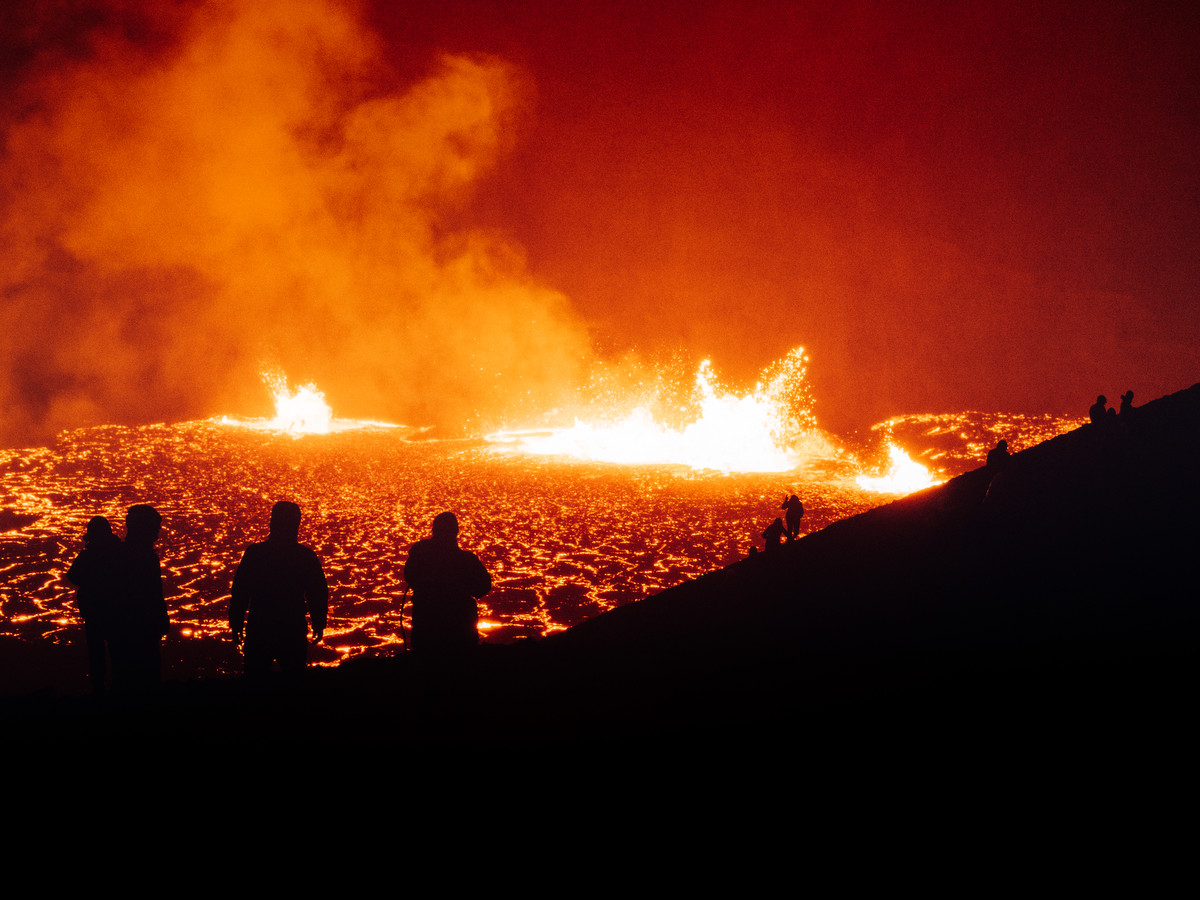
[66,550,91,589]
[154,555,169,637]
[306,549,329,642]
[229,548,252,642]
[469,553,491,598]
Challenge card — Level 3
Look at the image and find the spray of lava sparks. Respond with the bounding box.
[216,370,399,435]
[488,348,843,474]
[264,372,333,434]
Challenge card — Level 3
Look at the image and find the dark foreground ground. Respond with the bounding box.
[3,385,1198,791]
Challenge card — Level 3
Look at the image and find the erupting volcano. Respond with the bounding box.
[0,1,1192,693]
[0,345,1084,678]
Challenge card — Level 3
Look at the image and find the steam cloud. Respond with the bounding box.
[0,0,592,446]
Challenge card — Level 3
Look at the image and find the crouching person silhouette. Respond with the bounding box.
[230,501,328,679]
[404,512,491,656]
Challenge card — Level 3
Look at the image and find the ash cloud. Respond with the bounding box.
[0,0,592,446]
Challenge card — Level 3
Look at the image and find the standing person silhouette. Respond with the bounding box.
[109,504,169,693]
[1119,390,1135,416]
[66,516,122,693]
[781,494,805,542]
[404,512,491,655]
[230,501,328,679]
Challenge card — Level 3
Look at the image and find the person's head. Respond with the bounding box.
[125,504,162,546]
[84,516,115,547]
[1097,394,1106,405]
[431,511,459,542]
[997,440,1007,451]
[1122,390,1134,402]
[269,501,302,542]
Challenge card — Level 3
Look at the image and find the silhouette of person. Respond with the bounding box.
[781,494,804,541]
[1089,394,1108,425]
[986,440,1010,468]
[1120,390,1135,416]
[230,500,328,679]
[404,512,491,655]
[762,517,785,553]
[66,516,121,693]
[108,504,169,692]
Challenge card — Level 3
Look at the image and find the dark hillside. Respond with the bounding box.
[533,383,1200,735]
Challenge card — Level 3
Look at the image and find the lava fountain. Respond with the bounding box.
[264,372,333,434]
[219,371,400,435]
[855,443,944,494]
[488,348,842,474]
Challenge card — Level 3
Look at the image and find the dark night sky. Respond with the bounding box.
[2,0,1198,442]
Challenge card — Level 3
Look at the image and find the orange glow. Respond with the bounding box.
[217,370,400,435]
[855,443,943,494]
[264,372,333,434]
[489,348,837,473]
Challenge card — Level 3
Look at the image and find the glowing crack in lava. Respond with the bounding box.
[855,442,942,494]
[489,348,837,473]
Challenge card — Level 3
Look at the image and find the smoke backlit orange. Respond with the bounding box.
[0,0,589,447]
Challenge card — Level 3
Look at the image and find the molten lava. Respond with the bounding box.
[217,371,399,435]
[489,348,836,473]
[264,372,333,434]
[855,443,943,494]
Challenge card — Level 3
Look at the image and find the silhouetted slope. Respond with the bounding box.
[532,383,1200,731]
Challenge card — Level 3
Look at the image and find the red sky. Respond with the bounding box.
[2,0,1198,442]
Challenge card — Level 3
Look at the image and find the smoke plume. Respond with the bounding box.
[0,0,592,446]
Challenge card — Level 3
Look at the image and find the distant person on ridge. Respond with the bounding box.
[781,494,805,541]
[986,440,1010,468]
[762,517,785,553]
[404,512,491,655]
[1120,390,1135,416]
[1089,394,1108,425]
[230,501,329,679]
[108,504,170,692]
[66,516,122,693]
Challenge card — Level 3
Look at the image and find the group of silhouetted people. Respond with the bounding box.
[66,505,169,694]
[67,501,491,693]
[759,493,805,553]
[1090,391,1135,427]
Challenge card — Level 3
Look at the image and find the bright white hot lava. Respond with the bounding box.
[217,370,398,434]
[855,442,943,494]
[265,372,333,434]
[488,348,838,473]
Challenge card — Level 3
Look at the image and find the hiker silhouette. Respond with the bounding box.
[404,512,491,655]
[1089,395,1108,425]
[66,516,121,693]
[230,501,329,678]
[987,440,1010,468]
[781,494,805,541]
[108,504,169,692]
[762,517,785,553]
[1120,390,1135,416]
